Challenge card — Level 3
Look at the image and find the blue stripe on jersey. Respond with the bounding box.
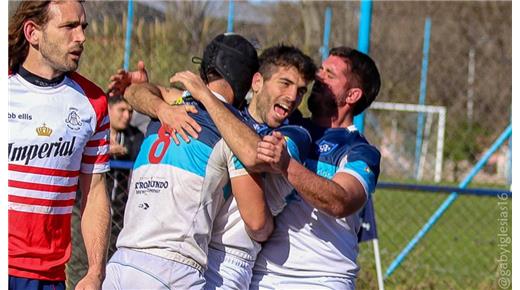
[285,137,301,163]
[133,134,212,177]
[223,182,232,200]
[343,160,376,194]
[232,155,245,170]
[305,126,381,185]
[276,125,311,163]
[305,159,336,180]
[240,109,311,164]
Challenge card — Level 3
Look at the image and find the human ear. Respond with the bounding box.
[23,20,41,46]
[251,72,264,94]
[346,88,363,105]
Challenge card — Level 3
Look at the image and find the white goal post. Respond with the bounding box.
[368,102,447,182]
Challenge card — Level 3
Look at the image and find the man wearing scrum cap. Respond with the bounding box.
[169,45,315,290]
[102,33,273,290]
[168,47,382,290]
[111,43,316,289]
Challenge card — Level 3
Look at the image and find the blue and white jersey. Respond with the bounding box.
[254,123,381,279]
[116,96,247,272]
[208,109,311,261]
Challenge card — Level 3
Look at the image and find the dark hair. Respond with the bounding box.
[9,1,52,71]
[259,44,316,84]
[108,95,128,106]
[329,47,381,116]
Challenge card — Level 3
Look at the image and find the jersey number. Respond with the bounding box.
[148,126,171,164]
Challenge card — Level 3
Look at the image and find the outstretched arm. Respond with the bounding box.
[108,61,201,143]
[107,60,149,97]
[124,82,202,144]
[170,71,266,170]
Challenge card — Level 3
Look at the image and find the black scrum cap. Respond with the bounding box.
[200,33,259,108]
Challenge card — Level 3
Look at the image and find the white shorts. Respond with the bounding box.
[250,271,355,290]
[102,248,205,290]
[204,247,255,290]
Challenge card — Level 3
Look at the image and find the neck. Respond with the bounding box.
[246,94,264,124]
[311,105,353,129]
[23,49,64,80]
[208,80,234,104]
[110,126,119,136]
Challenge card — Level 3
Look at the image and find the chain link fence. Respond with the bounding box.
[358,190,511,290]
[76,0,512,185]
[9,0,513,289]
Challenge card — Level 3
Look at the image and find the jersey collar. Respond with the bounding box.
[17,66,66,87]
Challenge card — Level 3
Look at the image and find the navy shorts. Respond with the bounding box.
[9,276,65,290]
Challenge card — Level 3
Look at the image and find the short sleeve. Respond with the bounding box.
[70,72,110,174]
[337,144,380,196]
[276,125,311,163]
[222,142,249,179]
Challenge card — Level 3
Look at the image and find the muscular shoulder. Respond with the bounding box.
[346,139,381,169]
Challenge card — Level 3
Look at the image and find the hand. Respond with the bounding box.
[109,143,128,157]
[156,102,202,145]
[108,60,149,97]
[256,131,290,174]
[169,71,214,103]
[75,272,103,290]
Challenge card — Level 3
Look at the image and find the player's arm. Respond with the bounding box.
[76,173,111,290]
[231,173,273,242]
[257,134,378,218]
[287,162,367,218]
[224,140,273,242]
[170,71,265,170]
[123,82,179,118]
[108,61,201,143]
[124,83,201,144]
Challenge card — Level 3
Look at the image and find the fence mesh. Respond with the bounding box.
[8,0,511,289]
[72,0,512,186]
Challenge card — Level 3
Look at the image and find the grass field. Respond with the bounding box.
[357,188,511,290]
[67,184,511,289]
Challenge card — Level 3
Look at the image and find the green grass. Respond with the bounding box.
[357,189,511,289]
[72,18,512,289]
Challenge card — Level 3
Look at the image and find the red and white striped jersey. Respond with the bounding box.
[8,71,110,281]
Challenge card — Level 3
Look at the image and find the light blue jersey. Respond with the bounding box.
[205,110,311,290]
[253,123,381,285]
[115,99,247,272]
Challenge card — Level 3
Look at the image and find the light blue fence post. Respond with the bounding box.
[414,17,432,180]
[123,0,134,71]
[354,0,373,133]
[385,124,513,278]
[320,7,332,62]
[227,0,235,33]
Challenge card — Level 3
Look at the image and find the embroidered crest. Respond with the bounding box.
[65,107,82,130]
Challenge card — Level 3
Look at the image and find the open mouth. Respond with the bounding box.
[274,103,290,119]
[69,50,83,59]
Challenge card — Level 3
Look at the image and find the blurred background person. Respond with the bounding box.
[107,96,144,256]
[108,95,143,162]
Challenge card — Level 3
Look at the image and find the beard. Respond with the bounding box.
[40,33,81,73]
[308,81,338,118]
